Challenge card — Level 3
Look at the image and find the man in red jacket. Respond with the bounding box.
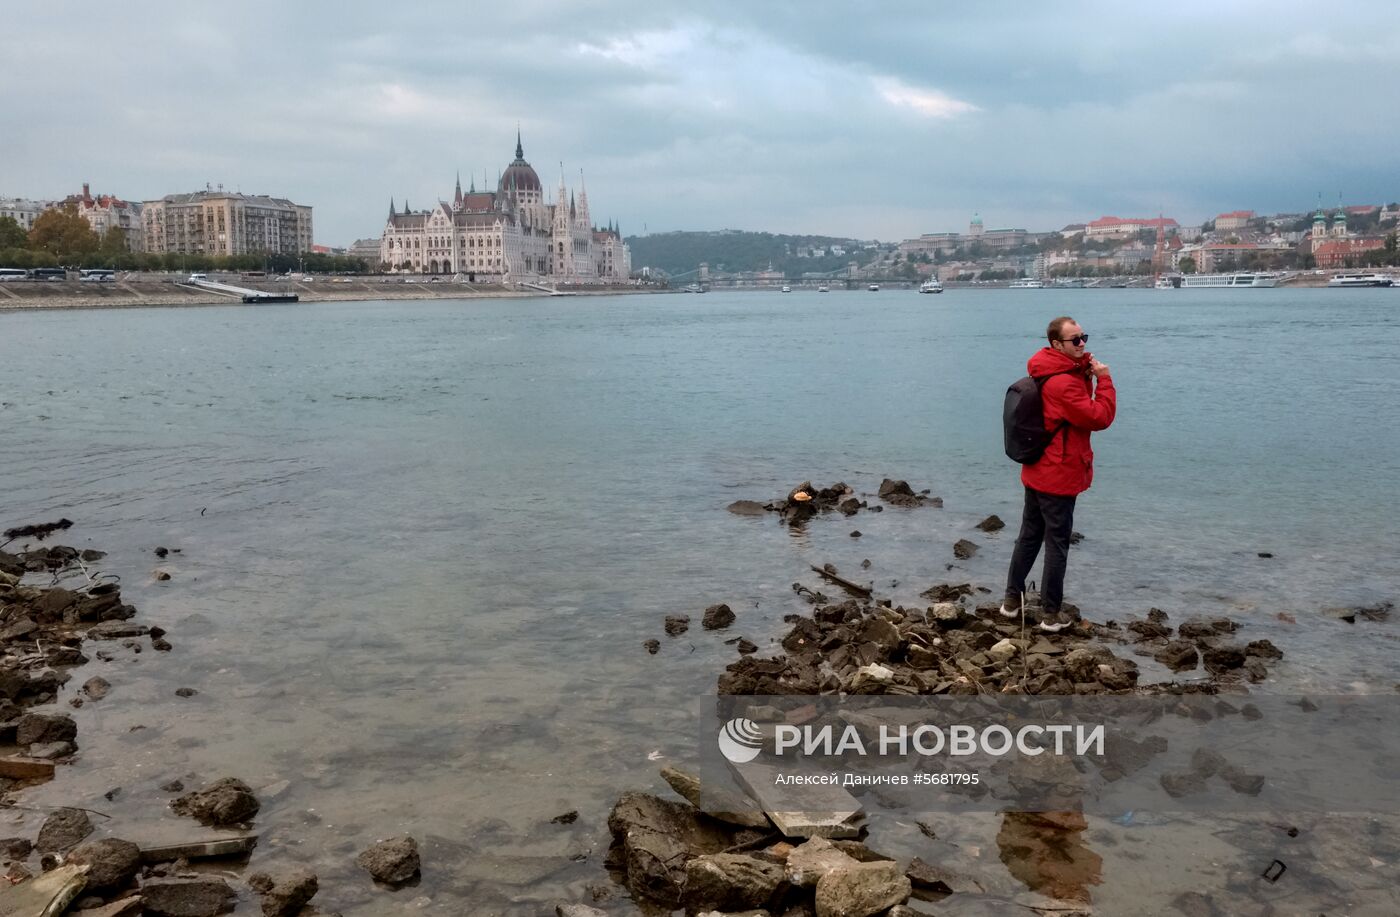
[1002,316,1116,632]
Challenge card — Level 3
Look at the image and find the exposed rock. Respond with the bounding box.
[920,583,974,603]
[952,539,979,560]
[247,866,318,916]
[661,765,769,828]
[785,837,859,888]
[356,835,420,885]
[643,639,660,655]
[67,837,141,890]
[16,712,77,746]
[551,810,579,825]
[813,860,911,917]
[175,688,198,698]
[29,741,75,759]
[36,807,93,852]
[86,621,149,640]
[72,897,143,917]
[1202,644,1247,674]
[608,792,760,906]
[665,615,691,637]
[736,639,758,655]
[905,857,983,895]
[975,514,1005,532]
[141,877,236,917]
[1152,641,1198,672]
[171,778,260,827]
[703,604,737,630]
[682,853,784,911]
[1,837,33,860]
[1177,617,1238,641]
[1246,639,1283,660]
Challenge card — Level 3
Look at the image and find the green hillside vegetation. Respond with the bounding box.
[625,230,876,278]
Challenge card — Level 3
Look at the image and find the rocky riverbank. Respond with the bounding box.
[0,522,427,916]
[583,478,1308,917]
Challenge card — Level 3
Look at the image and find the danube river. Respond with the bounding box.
[3,288,1398,913]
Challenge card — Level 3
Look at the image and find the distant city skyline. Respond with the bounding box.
[4,1,1399,246]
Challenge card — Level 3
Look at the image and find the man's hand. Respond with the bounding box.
[1090,359,1110,378]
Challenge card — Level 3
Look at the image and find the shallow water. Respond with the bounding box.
[2,288,1398,913]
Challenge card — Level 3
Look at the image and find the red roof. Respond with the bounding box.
[1216,210,1254,220]
[1313,238,1384,255]
[1345,205,1378,215]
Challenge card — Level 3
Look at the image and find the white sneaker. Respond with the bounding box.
[1037,610,1073,633]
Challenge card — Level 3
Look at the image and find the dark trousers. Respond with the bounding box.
[1006,486,1077,611]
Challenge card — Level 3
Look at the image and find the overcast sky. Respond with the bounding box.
[4,1,1398,245]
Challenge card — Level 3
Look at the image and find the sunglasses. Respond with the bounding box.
[1059,334,1089,346]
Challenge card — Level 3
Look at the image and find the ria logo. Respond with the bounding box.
[718,718,764,763]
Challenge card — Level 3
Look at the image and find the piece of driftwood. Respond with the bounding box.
[0,864,88,917]
[138,834,259,863]
[0,756,56,780]
[809,564,872,597]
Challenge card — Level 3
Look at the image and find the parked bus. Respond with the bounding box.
[30,267,66,281]
[0,268,27,282]
[79,268,116,282]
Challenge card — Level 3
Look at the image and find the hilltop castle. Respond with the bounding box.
[379,134,630,283]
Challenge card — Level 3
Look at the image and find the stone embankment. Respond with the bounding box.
[0,278,656,311]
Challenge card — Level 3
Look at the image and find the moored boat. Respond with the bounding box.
[1180,272,1279,288]
[919,278,944,294]
[1328,273,1394,288]
[1008,278,1045,289]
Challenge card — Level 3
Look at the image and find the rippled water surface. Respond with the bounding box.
[2,289,1398,914]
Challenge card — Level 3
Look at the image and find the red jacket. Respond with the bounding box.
[1020,347,1117,496]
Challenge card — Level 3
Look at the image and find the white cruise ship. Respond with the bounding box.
[1327,273,1394,288]
[1180,272,1280,288]
[1008,278,1045,289]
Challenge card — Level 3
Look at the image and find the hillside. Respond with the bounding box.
[624,230,874,278]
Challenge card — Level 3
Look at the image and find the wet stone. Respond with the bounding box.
[664,615,691,637]
[356,835,420,885]
[36,807,93,852]
[703,604,736,630]
[171,778,260,827]
[141,877,236,917]
[642,639,660,655]
[952,539,979,560]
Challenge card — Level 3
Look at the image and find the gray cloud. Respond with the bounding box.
[3,1,1397,245]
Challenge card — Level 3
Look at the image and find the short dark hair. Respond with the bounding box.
[1047,316,1076,343]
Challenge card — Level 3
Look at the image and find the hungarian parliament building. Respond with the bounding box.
[379,134,631,283]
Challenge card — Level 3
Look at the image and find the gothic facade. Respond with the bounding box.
[379,135,630,283]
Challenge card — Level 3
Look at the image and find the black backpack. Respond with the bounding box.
[1003,370,1073,464]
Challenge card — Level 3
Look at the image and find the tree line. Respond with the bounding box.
[0,207,367,273]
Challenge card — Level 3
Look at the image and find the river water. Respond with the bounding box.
[2,289,1398,914]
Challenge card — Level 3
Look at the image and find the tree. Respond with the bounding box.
[1178,256,1198,274]
[28,206,99,259]
[0,216,27,249]
[100,226,127,257]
